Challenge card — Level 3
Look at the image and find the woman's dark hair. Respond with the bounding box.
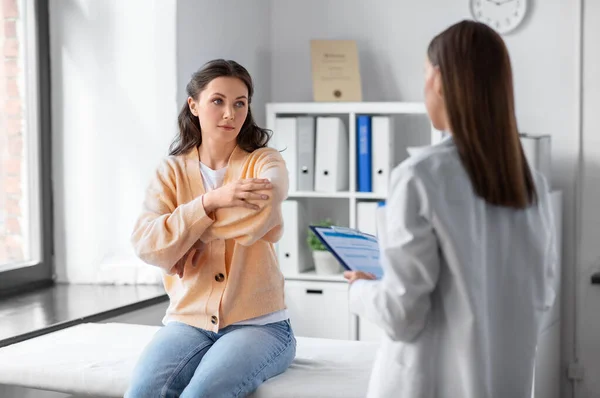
[169,59,271,156]
[427,20,537,209]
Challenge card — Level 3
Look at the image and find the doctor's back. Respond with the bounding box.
[349,21,557,398]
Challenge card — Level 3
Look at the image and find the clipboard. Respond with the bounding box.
[309,225,383,279]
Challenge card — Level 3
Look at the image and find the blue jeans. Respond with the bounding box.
[125,319,296,398]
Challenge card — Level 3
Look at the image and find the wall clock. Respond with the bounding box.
[470,0,528,34]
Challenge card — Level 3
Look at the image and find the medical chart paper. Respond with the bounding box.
[309,226,383,279]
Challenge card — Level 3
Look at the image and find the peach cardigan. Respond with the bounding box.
[131,145,288,331]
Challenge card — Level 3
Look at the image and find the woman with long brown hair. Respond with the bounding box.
[345,21,557,398]
[126,59,295,397]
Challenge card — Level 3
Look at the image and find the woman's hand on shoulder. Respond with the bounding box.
[203,178,272,213]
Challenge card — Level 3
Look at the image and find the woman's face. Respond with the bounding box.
[424,58,448,132]
[188,76,249,145]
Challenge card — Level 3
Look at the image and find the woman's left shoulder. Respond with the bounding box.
[249,147,284,163]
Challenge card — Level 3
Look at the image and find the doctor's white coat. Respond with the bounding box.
[349,137,557,398]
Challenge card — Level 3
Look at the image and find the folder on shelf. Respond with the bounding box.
[520,133,551,182]
[309,225,383,279]
[277,200,313,276]
[357,201,379,236]
[296,117,316,191]
[314,117,349,192]
[274,117,298,192]
[371,116,394,196]
[357,115,372,192]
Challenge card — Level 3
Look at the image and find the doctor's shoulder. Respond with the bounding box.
[404,137,457,165]
[394,141,459,183]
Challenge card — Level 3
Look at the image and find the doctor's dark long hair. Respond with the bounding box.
[427,21,537,209]
[170,59,271,156]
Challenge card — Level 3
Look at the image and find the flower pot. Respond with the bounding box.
[312,250,343,275]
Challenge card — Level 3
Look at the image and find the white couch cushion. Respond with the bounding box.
[0,323,377,397]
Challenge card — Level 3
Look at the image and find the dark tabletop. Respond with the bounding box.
[0,283,167,347]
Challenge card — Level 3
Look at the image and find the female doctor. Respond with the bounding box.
[344,20,557,398]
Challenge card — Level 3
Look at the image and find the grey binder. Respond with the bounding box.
[296,117,316,191]
[520,133,551,182]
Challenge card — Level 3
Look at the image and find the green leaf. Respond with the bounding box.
[306,218,335,251]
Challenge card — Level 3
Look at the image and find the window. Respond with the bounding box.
[0,0,51,294]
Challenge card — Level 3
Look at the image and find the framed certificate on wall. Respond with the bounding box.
[310,40,362,102]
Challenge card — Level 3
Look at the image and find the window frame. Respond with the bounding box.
[0,0,53,296]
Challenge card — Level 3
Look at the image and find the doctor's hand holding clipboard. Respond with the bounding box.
[309,202,386,284]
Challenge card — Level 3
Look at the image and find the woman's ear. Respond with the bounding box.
[187,97,198,116]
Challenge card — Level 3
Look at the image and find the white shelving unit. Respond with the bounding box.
[267,101,440,279]
[278,269,346,283]
[287,191,387,200]
[266,101,439,341]
[266,101,430,119]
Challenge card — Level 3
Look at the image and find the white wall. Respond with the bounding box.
[49,0,177,283]
[271,1,581,396]
[580,0,600,396]
[176,0,271,126]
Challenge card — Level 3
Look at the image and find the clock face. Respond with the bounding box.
[470,0,527,34]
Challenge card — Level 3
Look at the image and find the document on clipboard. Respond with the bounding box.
[309,225,383,279]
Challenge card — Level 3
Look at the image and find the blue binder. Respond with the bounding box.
[357,115,372,192]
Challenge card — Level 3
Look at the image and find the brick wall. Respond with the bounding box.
[0,0,23,265]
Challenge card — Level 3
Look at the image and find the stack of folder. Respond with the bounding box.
[356,115,395,195]
[277,200,314,275]
[271,114,397,195]
[272,116,349,193]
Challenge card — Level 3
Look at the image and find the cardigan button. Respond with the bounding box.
[211,315,218,325]
[215,273,225,282]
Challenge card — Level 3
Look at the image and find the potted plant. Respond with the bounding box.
[306,219,343,275]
